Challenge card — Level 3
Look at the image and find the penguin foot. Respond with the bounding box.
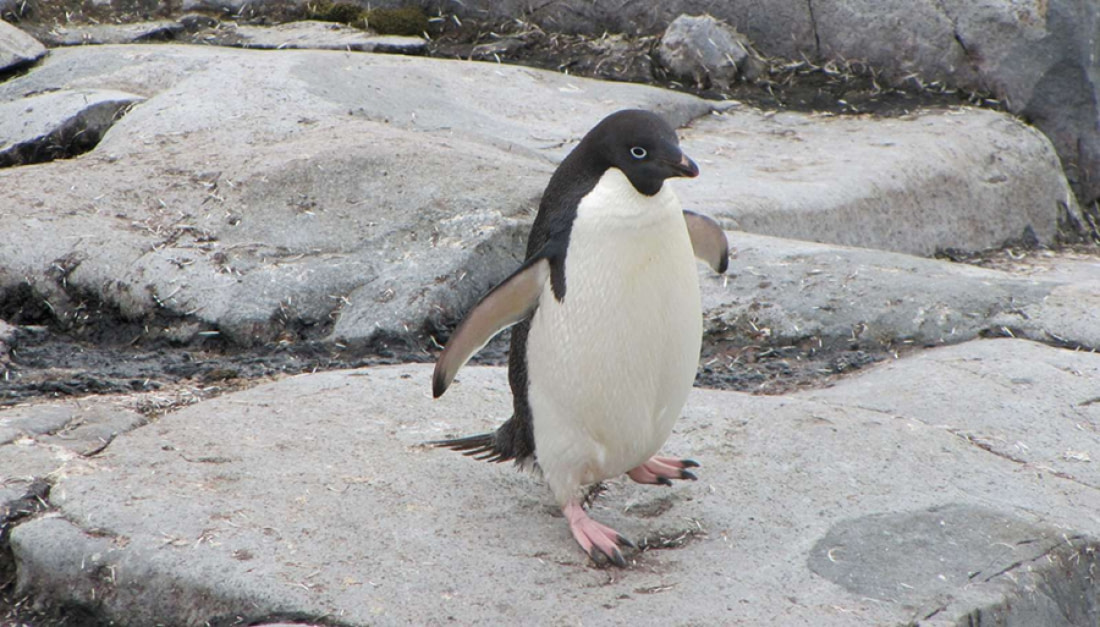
[564,501,635,568]
[626,456,700,486]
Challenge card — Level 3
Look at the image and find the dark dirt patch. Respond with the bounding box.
[427,17,1004,118]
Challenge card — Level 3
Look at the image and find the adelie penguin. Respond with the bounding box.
[430,109,729,567]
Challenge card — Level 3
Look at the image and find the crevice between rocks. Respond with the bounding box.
[805,0,821,57]
[205,611,358,627]
[958,538,1100,626]
[0,98,138,169]
[948,429,1100,492]
[0,479,53,613]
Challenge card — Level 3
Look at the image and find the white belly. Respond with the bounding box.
[526,169,702,505]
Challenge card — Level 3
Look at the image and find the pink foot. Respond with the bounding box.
[627,456,700,486]
[564,501,636,567]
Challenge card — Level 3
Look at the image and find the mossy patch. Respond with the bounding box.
[307,1,364,25]
[306,3,427,36]
[365,7,429,36]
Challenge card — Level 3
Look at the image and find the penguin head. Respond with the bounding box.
[582,109,699,196]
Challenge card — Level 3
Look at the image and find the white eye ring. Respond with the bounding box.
[630,146,647,159]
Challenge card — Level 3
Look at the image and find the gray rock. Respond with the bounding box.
[0,88,144,167]
[812,1,1100,208]
[449,1,1100,212]
[682,107,1082,255]
[657,14,750,89]
[10,339,1100,624]
[30,20,185,46]
[699,232,1100,354]
[0,44,708,347]
[0,44,1084,353]
[0,396,149,540]
[0,19,46,72]
[207,21,426,54]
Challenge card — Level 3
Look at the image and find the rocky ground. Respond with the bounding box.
[2,5,1100,626]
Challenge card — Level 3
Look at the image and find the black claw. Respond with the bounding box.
[656,476,674,487]
[680,470,698,481]
[680,458,701,468]
[608,547,627,568]
[617,534,637,550]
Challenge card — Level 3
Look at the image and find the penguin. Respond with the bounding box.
[430,109,729,567]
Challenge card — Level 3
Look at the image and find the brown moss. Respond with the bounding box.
[307,1,364,25]
[364,6,428,36]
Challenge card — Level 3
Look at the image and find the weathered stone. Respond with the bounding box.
[447,1,1100,211]
[699,232,1100,354]
[0,44,1086,354]
[683,106,1082,255]
[0,88,144,167]
[657,14,750,89]
[0,19,46,72]
[206,20,426,54]
[9,339,1100,624]
[0,44,708,347]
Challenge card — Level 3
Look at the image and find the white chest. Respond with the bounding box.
[526,169,703,499]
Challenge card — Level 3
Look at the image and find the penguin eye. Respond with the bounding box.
[630,146,647,159]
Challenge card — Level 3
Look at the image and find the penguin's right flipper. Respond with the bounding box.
[433,257,551,398]
[683,210,729,274]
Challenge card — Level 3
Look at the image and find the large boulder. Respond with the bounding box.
[451,1,1100,210]
[684,107,1080,256]
[0,44,708,348]
[701,232,1100,355]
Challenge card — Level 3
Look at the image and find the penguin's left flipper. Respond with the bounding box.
[433,256,551,398]
[626,456,701,487]
[683,210,729,274]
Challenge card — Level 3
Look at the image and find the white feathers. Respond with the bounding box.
[526,168,703,505]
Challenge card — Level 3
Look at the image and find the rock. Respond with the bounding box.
[29,20,185,46]
[813,1,1100,210]
[0,44,1085,353]
[449,2,1100,211]
[9,339,1100,624]
[0,396,144,531]
[0,88,144,167]
[203,20,427,55]
[0,44,709,348]
[657,14,751,89]
[682,107,1082,255]
[0,19,46,73]
[699,232,1100,354]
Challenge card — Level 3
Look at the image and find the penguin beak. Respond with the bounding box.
[670,152,700,178]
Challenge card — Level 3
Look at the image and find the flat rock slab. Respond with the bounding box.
[0,20,46,72]
[701,232,1100,354]
[683,107,1081,256]
[0,88,144,167]
[212,21,427,54]
[10,339,1100,624]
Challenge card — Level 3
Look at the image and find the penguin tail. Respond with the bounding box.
[428,432,516,464]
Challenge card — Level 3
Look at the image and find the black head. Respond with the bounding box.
[573,109,699,196]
